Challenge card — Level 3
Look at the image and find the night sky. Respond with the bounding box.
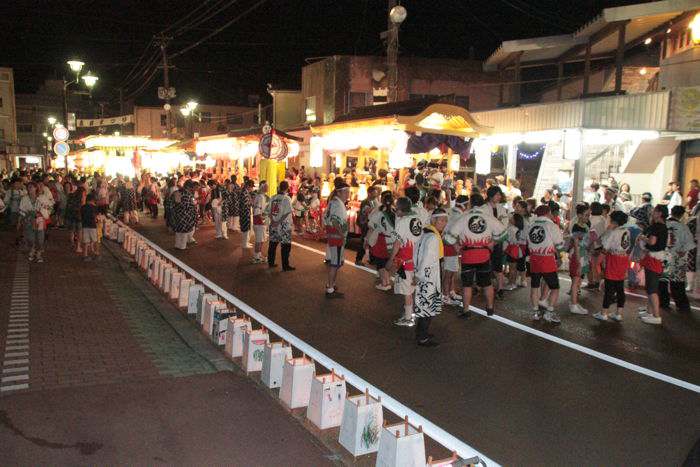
[2,0,646,108]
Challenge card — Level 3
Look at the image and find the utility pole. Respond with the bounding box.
[157,35,173,133]
[387,0,399,103]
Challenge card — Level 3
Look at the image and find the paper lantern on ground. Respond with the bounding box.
[339,391,384,456]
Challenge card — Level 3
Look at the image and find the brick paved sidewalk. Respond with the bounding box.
[0,230,214,394]
[0,229,335,465]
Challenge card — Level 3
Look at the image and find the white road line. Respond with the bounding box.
[2,255,30,392]
[1,374,29,383]
[5,352,29,358]
[292,241,700,394]
[557,274,700,312]
[0,384,29,392]
[3,359,29,365]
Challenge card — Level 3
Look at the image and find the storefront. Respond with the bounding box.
[194,128,302,196]
[310,102,489,233]
[472,91,700,203]
[68,135,179,177]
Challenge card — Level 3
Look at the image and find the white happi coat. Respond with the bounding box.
[413,227,443,318]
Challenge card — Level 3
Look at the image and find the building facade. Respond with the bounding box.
[134,103,258,139]
[0,67,17,170]
[300,55,502,127]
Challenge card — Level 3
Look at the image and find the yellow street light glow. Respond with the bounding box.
[82,71,98,88]
[180,106,191,117]
[186,100,198,111]
[67,60,85,73]
[47,116,57,125]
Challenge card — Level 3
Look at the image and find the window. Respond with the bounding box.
[0,128,5,140]
[349,92,368,111]
[455,95,470,109]
[227,113,243,125]
[160,114,167,126]
[0,97,3,108]
[18,124,33,133]
[200,112,211,123]
[305,96,317,123]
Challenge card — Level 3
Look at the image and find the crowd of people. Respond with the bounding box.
[2,165,698,347]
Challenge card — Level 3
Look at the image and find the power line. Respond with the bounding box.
[456,1,503,41]
[170,0,269,59]
[496,0,571,32]
[170,0,241,38]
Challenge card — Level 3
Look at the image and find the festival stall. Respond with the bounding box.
[194,127,302,196]
[70,135,179,178]
[310,101,490,233]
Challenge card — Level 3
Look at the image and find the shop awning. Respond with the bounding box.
[621,137,679,173]
[312,101,490,139]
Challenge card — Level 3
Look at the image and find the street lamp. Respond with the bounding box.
[180,101,199,137]
[67,60,85,74]
[47,116,57,126]
[82,71,98,89]
[62,58,98,171]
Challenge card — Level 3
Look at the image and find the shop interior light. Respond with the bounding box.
[563,129,582,160]
[47,116,57,125]
[287,141,300,158]
[473,138,491,175]
[357,183,368,201]
[186,100,198,111]
[334,153,343,167]
[644,37,652,45]
[310,136,323,167]
[321,180,331,198]
[180,106,191,117]
[639,67,648,76]
[691,13,700,44]
[450,153,460,171]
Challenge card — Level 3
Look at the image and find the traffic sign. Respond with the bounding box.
[53,141,70,157]
[53,126,69,142]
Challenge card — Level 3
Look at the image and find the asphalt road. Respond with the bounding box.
[135,218,700,466]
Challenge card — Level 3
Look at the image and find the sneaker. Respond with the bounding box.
[28,253,35,262]
[394,317,415,327]
[569,303,588,315]
[538,299,549,310]
[496,290,505,299]
[36,256,44,263]
[325,290,345,299]
[592,312,609,322]
[251,257,262,264]
[375,284,392,291]
[444,297,461,307]
[417,338,439,347]
[532,311,543,321]
[637,307,649,317]
[503,283,517,291]
[282,266,296,271]
[485,308,495,316]
[449,291,463,301]
[543,311,561,324]
[457,310,472,319]
[641,315,662,325]
[609,312,623,322]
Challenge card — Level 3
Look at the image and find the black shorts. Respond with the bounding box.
[507,255,527,272]
[461,261,493,288]
[530,271,559,290]
[370,254,388,270]
[491,244,504,273]
[645,269,660,294]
